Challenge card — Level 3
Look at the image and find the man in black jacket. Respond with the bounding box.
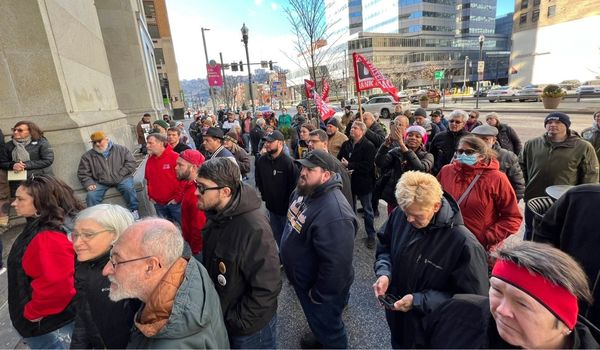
[429,109,470,174]
[197,158,282,348]
[281,150,357,349]
[255,130,299,247]
[373,170,488,348]
[338,121,377,249]
[249,118,266,156]
[363,112,387,217]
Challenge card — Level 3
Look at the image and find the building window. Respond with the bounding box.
[521,0,529,9]
[533,0,541,6]
[548,5,556,17]
[519,13,527,25]
[154,48,165,65]
[532,9,540,22]
[143,1,155,18]
[148,24,160,39]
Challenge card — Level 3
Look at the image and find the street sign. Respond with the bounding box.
[434,70,444,80]
[477,61,485,73]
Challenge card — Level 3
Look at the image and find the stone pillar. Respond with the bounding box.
[0,0,133,189]
[94,0,164,126]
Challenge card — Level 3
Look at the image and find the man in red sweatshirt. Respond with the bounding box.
[175,149,206,260]
[144,133,184,226]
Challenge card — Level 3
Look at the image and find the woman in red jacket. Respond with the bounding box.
[7,175,84,349]
[438,135,522,252]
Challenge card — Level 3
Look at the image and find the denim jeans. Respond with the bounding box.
[229,315,277,349]
[268,210,287,248]
[242,133,251,153]
[356,192,376,238]
[23,321,74,349]
[85,177,139,211]
[294,286,349,349]
[154,202,182,227]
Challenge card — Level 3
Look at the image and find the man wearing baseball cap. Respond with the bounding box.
[471,125,525,201]
[422,241,599,349]
[280,150,357,349]
[77,131,139,219]
[520,112,599,239]
[175,149,206,259]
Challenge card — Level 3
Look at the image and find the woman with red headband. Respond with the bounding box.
[421,241,599,349]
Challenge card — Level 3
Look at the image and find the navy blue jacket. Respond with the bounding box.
[280,174,357,302]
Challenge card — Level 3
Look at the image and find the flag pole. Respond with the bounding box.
[351,52,363,121]
[357,91,363,121]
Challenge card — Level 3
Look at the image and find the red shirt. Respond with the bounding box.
[181,181,206,254]
[22,231,76,320]
[144,145,185,205]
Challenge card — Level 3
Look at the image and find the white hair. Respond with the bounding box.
[138,218,184,266]
[75,204,134,239]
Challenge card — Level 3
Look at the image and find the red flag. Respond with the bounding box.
[206,64,223,87]
[322,79,330,102]
[352,53,398,101]
[313,91,335,121]
[304,79,315,98]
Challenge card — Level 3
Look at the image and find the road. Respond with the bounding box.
[1,103,598,349]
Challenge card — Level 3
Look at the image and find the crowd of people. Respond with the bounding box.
[0,104,599,349]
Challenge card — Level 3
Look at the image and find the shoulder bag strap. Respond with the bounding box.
[457,173,482,206]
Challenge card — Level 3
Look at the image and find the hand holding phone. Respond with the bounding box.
[378,294,398,309]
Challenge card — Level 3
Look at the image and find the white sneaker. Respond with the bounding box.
[131,210,140,221]
[0,267,6,275]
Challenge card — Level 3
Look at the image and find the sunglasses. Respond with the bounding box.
[449,120,463,124]
[456,148,477,156]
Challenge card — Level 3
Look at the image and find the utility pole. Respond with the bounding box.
[219,52,230,110]
[463,55,469,93]
[201,27,217,114]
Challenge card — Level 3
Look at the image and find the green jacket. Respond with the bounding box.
[582,125,600,162]
[519,132,599,201]
[127,258,229,349]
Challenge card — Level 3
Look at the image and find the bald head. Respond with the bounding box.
[394,115,409,128]
[363,112,375,127]
[119,218,184,267]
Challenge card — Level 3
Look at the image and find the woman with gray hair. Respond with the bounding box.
[69,204,140,349]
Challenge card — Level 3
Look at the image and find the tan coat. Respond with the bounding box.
[328,131,348,158]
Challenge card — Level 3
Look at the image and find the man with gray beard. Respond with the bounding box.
[102,218,229,348]
[280,150,357,349]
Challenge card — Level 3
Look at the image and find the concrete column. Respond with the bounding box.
[0,0,134,189]
[94,0,164,125]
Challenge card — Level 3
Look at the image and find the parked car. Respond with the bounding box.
[487,86,519,102]
[409,89,441,104]
[558,79,581,91]
[516,84,543,102]
[350,95,409,119]
[576,84,600,94]
[473,86,492,97]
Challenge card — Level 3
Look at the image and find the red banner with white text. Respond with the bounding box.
[304,79,315,98]
[352,53,398,101]
[313,91,335,121]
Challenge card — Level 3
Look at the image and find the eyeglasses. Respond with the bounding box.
[194,180,225,195]
[456,148,477,156]
[108,255,159,269]
[12,128,27,133]
[68,229,113,242]
[449,120,463,124]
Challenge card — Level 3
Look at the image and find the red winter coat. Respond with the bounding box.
[438,158,522,251]
[181,181,206,255]
[144,145,185,205]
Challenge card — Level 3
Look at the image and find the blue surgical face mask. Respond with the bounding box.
[456,153,478,166]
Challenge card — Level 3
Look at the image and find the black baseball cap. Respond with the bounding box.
[262,130,285,142]
[204,127,224,139]
[295,150,337,172]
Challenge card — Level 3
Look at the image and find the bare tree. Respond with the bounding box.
[419,63,442,87]
[284,0,341,94]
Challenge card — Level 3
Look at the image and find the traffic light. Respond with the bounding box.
[231,62,238,71]
[239,61,243,71]
[269,60,273,70]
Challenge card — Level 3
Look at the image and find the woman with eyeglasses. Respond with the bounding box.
[437,135,522,253]
[70,204,140,349]
[0,121,55,230]
[7,175,84,349]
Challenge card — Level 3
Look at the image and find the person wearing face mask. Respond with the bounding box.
[437,135,522,253]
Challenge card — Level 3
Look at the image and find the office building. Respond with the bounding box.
[509,0,600,86]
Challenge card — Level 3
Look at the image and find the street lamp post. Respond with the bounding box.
[201,27,218,114]
[241,23,255,114]
[462,55,469,93]
[476,34,485,109]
